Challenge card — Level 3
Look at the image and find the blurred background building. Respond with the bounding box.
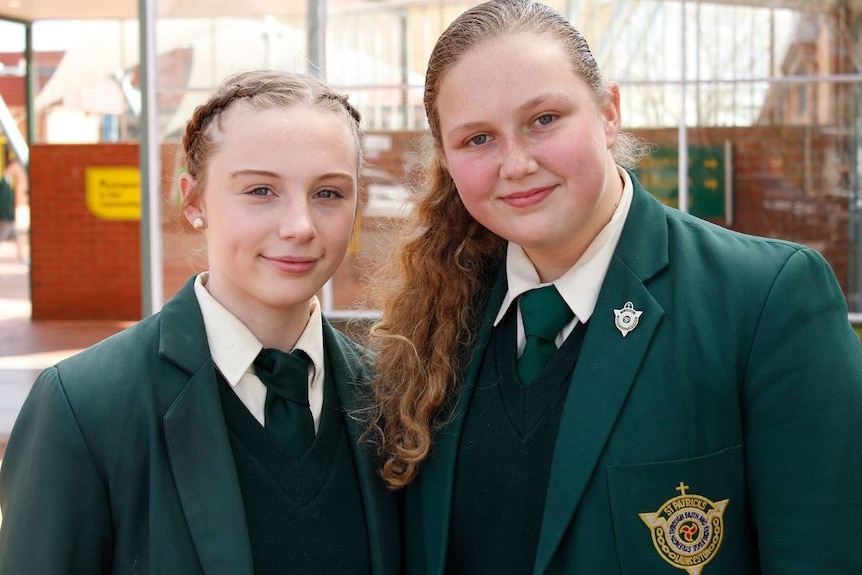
[0,0,859,325]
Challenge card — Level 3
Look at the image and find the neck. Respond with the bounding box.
[201,273,313,352]
[248,301,313,352]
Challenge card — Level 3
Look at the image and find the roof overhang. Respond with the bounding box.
[0,0,848,24]
[0,0,312,23]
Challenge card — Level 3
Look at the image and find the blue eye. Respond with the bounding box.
[248,187,271,197]
[315,188,343,199]
[536,114,555,126]
[469,134,489,146]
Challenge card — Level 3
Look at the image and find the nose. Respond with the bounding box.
[278,196,316,241]
[499,136,538,180]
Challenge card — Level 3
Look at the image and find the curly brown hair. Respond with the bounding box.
[367,0,648,489]
[180,69,362,211]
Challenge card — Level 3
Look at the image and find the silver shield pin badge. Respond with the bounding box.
[613,301,642,337]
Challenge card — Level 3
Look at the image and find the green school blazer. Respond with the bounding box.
[405,174,862,575]
[0,277,400,575]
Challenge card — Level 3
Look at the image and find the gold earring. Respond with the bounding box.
[192,216,206,230]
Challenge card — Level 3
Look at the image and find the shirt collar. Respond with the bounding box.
[193,272,325,386]
[494,166,634,326]
[294,298,325,388]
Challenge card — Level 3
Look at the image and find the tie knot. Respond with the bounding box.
[254,348,311,406]
[520,285,573,340]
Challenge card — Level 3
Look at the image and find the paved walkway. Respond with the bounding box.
[0,238,131,457]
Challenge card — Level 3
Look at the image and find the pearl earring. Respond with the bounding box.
[192,217,206,230]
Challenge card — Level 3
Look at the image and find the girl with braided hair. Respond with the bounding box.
[0,69,400,575]
[367,1,862,573]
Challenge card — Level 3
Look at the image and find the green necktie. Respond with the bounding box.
[517,285,574,386]
[254,348,315,457]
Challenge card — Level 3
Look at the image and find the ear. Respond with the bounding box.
[601,82,622,150]
[179,172,205,226]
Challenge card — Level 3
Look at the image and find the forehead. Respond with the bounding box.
[208,103,359,171]
[218,101,353,142]
[449,33,580,88]
[437,34,588,112]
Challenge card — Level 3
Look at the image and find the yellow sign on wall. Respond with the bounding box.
[86,167,141,221]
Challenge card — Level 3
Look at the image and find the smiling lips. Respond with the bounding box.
[501,185,555,208]
[263,255,318,274]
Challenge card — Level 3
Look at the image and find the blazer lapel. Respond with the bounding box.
[159,278,255,575]
[420,268,509,575]
[323,320,400,575]
[533,179,670,575]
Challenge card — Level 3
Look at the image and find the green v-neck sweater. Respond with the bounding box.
[447,310,588,574]
[217,358,371,575]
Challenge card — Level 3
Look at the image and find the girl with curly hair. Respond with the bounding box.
[368,1,862,573]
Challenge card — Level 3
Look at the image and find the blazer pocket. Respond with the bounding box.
[606,446,759,575]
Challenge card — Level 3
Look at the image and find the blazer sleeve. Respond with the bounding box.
[741,247,862,574]
[0,367,113,574]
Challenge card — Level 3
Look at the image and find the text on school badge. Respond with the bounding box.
[639,482,729,575]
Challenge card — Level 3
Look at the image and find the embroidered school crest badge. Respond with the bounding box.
[638,482,729,575]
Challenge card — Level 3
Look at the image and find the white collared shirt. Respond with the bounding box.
[193,272,325,432]
[493,166,635,356]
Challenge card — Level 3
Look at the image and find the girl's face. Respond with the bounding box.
[182,102,358,323]
[437,33,623,282]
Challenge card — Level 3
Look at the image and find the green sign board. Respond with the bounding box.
[634,146,726,219]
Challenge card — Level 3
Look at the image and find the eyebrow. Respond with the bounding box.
[517,93,562,113]
[229,169,356,182]
[446,92,567,138]
[229,169,280,179]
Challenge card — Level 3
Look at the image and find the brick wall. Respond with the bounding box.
[30,143,181,320]
[636,126,853,299]
[30,144,141,320]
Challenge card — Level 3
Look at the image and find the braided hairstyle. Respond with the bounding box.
[180,69,362,212]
